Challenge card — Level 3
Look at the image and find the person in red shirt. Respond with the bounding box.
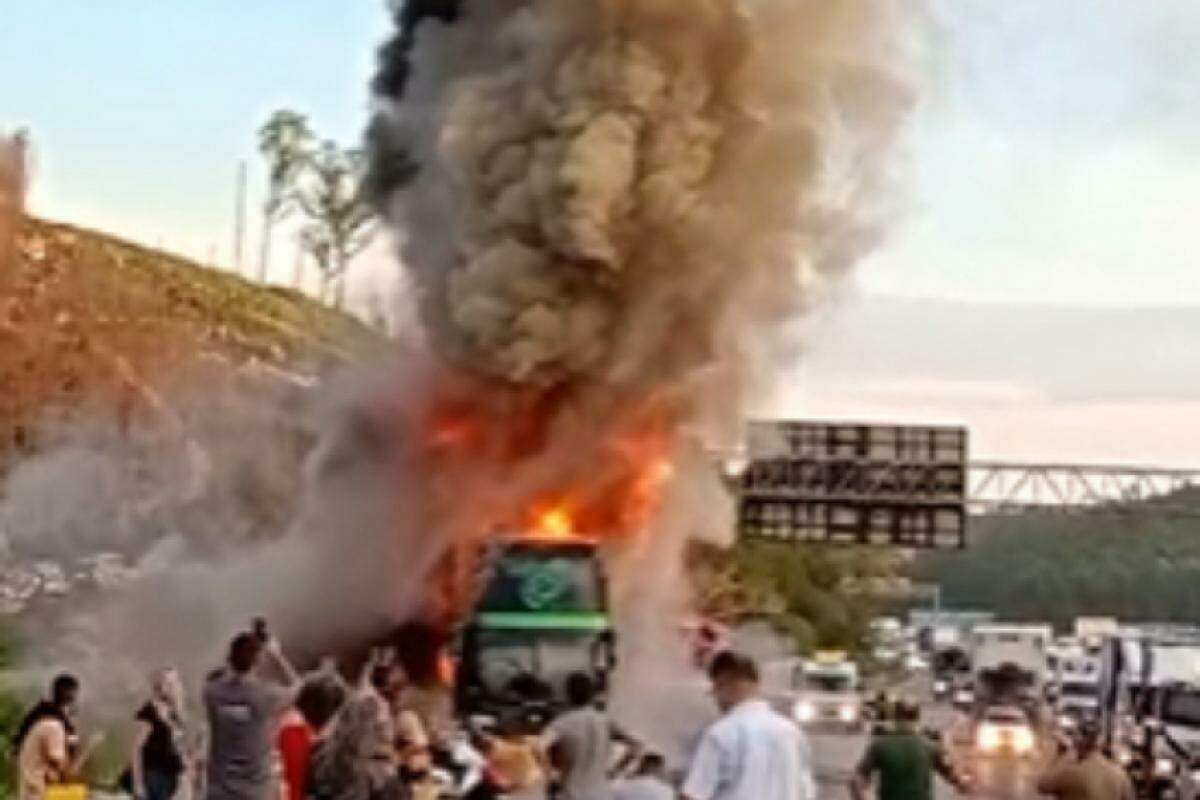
[277,673,346,800]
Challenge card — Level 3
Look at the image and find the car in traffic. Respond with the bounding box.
[763,652,864,733]
[975,705,1037,758]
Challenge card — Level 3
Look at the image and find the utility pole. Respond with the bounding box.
[233,159,247,274]
[292,241,305,292]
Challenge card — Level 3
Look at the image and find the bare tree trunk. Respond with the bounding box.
[334,274,347,310]
[0,132,28,277]
[257,209,272,283]
[292,245,305,292]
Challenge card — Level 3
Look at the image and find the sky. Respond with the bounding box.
[3,2,1199,307]
[0,1,392,294]
[2,1,1199,463]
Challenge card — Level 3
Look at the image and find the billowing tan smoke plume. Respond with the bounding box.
[5,0,922,743]
[372,0,918,399]
[368,0,924,749]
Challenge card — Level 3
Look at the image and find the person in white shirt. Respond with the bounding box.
[613,753,673,800]
[682,650,816,800]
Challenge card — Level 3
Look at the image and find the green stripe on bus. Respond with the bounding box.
[475,612,611,631]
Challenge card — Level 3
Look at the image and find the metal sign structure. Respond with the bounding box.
[736,420,968,549]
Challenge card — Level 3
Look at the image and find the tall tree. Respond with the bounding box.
[295,141,375,308]
[257,110,313,283]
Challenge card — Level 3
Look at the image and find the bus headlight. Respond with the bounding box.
[1013,728,1035,754]
[977,725,1001,753]
[795,701,816,723]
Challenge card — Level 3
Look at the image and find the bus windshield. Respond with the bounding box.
[477,544,603,614]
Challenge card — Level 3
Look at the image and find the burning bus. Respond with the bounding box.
[454,536,615,727]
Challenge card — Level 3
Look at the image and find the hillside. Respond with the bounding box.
[914,490,1200,628]
[0,215,382,469]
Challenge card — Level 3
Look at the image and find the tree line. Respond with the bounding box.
[914,493,1200,629]
[689,540,899,657]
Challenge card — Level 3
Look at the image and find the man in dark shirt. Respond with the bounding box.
[204,629,299,800]
[851,699,965,800]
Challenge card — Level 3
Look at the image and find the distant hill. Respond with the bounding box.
[914,489,1200,628]
[0,216,382,468]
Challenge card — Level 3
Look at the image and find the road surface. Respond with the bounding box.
[810,699,1048,799]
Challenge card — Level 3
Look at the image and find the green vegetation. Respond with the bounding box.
[0,624,27,799]
[690,540,898,657]
[915,496,1200,628]
[0,685,25,799]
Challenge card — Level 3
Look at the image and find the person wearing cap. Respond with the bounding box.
[1037,720,1134,800]
[682,650,816,800]
[851,698,966,800]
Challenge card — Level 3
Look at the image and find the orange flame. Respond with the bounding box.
[532,505,575,540]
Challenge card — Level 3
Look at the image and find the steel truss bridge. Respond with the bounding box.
[969,461,1200,517]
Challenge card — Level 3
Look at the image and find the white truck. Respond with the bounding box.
[969,624,1053,718]
[1074,617,1118,652]
[1099,632,1200,798]
[764,652,863,733]
[1052,644,1103,730]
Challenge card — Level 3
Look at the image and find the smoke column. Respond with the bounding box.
[366,0,925,748]
[6,0,924,744]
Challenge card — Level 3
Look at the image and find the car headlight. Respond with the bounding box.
[977,725,1001,752]
[1155,757,1177,777]
[795,701,816,723]
[933,680,948,693]
[1013,728,1035,754]
[839,704,858,723]
[1059,715,1077,729]
[955,691,974,704]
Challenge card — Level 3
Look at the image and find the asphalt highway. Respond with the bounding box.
[810,687,1049,799]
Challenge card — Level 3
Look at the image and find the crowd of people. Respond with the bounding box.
[12,623,1142,800]
[849,696,1134,800]
[11,627,818,800]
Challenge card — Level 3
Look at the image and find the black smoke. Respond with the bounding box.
[365,0,464,206]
